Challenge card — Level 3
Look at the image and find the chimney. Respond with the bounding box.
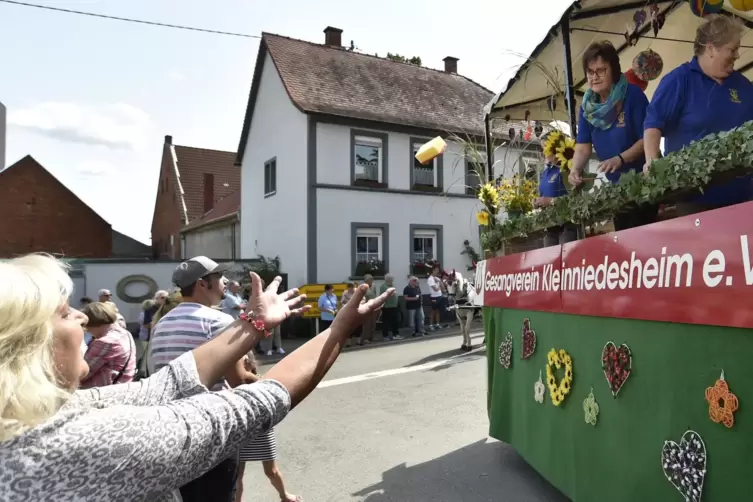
[443,56,459,74]
[203,173,214,213]
[324,26,343,47]
[165,135,173,145]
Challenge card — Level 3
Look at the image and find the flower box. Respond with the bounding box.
[354,260,385,277]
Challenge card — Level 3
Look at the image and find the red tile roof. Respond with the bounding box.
[173,145,238,223]
[181,189,240,232]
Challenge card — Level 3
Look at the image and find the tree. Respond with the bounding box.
[384,52,422,66]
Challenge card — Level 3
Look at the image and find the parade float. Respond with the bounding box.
[475,1,753,500]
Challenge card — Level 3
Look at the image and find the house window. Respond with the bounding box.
[409,225,443,275]
[519,154,541,178]
[351,130,388,187]
[465,155,485,196]
[410,137,443,191]
[264,158,277,197]
[351,223,389,277]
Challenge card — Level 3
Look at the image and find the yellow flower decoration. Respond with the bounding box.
[477,183,499,210]
[544,348,574,407]
[476,210,490,226]
[543,130,564,157]
[555,137,576,172]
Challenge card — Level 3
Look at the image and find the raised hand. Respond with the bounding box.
[331,284,394,335]
[246,272,309,329]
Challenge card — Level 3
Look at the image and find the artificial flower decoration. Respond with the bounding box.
[476,210,490,226]
[602,342,632,397]
[583,388,599,426]
[632,49,664,82]
[705,370,739,429]
[521,318,536,359]
[477,183,500,210]
[555,136,576,172]
[498,333,513,369]
[545,348,574,406]
[534,371,546,404]
[661,430,706,502]
[543,130,564,158]
[497,174,537,215]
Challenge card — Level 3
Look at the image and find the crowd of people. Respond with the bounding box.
[534,15,753,245]
[0,252,395,501]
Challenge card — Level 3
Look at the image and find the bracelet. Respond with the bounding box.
[239,311,271,338]
[617,154,625,166]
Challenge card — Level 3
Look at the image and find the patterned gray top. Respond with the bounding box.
[0,352,290,502]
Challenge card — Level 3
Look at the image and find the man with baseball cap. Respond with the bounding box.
[148,256,258,502]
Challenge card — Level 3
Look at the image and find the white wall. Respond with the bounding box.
[184,222,236,260]
[239,52,308,286]
[316,188,481,293]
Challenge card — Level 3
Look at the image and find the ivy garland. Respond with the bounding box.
[482,121,753,252]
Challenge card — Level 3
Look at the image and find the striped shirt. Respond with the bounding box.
[147,302,234,391]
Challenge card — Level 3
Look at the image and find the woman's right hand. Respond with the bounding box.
[568,169,583,187]
[331,284,394,335]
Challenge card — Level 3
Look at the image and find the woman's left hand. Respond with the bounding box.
[597,156,622,174]
[246,272,309,329]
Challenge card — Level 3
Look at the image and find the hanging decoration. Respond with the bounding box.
[633,8,647,29]
[508,128,516,141]
[661,430,706,502]
[583,388,599,426]
[650,4,666,37]
[730,0,753,12]
[602,342,632,397]
[533,120,543,137]
[545,348,573,406]
[498,332,513,369]
[523,124,533,142]
[534,371,546,404]
[521,318,537,359]
[689,0,724,17]
[705,370,739,429]
[633,50,664,82]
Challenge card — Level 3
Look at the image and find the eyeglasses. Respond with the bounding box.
[586,68,608,79]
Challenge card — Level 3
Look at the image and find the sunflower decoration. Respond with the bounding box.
[497,174,537,215]
[543,130,564,158]
[555,136,576,172]
[476,183,500,227]
[545,347,574,407]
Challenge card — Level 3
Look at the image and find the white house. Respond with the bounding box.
[235,27,544,291]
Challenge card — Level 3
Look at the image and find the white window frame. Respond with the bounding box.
[412,228,437,263]
[264,158,277,197]
[355,227,383,263]
[412,141,438,187]
[354,136,383,183]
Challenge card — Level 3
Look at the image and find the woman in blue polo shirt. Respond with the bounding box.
[568,41,656,231]
[644,15,753,216]
[534,139,577,247]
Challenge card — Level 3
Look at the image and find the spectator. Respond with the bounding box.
[221,281,246,320]
[427,266,444,331]
[379,274,402,341]
[403,276,425,337]
[80,301,137,388]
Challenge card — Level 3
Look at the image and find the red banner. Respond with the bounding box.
[479,202,753,329]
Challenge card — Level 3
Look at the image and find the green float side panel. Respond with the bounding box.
[484,307,753,502]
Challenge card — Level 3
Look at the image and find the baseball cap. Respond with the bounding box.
[98,289,112,296]
[172,256,232,288]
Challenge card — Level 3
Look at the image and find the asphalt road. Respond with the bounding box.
[240,332,569,502]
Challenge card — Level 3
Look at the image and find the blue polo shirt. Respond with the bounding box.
[644,57,753,206]
[576,83,648,183]
[539,164,567,198]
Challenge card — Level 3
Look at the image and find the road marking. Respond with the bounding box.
[318,331,485,389]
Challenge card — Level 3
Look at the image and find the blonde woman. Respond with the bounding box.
[0,253,393,501]
[80,301,137,388]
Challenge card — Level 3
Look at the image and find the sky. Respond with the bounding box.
[0,0,569,244]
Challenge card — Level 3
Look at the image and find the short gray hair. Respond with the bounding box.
[694,14,744,56]
[385,273,394,281]
[408,275,418,282]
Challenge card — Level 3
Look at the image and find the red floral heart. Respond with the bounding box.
[602,342,632,397]
[521,318,536,359]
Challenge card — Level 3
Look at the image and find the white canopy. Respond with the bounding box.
[487,0,753,124]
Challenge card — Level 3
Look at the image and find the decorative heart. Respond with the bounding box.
[521,318,536,359]
[602,342,632,397]
[661,430,706,502]
[498,333,513,369]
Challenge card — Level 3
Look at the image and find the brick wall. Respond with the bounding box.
[0,156,112,258]
[150,143,184,259]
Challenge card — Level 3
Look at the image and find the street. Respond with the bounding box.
[241,332,569,502]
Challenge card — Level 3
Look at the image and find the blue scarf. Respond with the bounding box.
[582,75,628,130]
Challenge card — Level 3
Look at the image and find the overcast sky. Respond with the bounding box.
[0,0,569,243]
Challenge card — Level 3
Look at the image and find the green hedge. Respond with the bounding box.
[482,121,753,252]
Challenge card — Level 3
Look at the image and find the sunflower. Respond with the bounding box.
[555,137,576,172]
[477,183,499,210]
[547,349,558,366]
[565,364,573,381]
[547,374,556,388]
[562,378,571,394]
[476,210,490,226]
[543,130,564,157]
[552,391,564,406]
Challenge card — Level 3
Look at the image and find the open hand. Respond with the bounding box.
[597,156,622,174]
[331,284,395,335]
[246,272,309,329]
